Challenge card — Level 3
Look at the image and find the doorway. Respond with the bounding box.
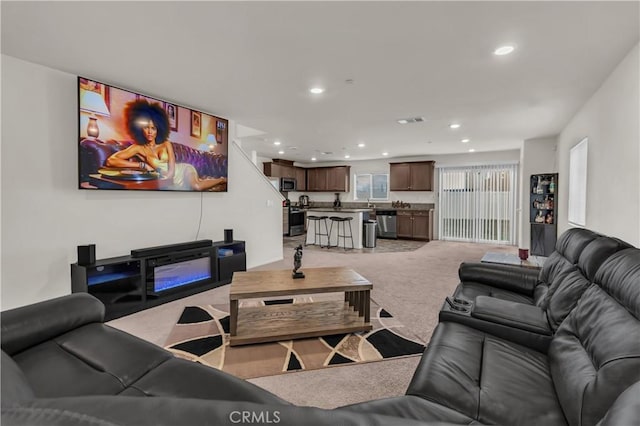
[438,164,518,244]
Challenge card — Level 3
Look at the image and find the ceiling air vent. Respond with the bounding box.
[397,117,425,124]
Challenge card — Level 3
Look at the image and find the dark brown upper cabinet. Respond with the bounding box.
[306,166,350,192]
[390,161,434,191]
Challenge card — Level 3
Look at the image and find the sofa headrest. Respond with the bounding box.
[1,294,105,355]
[593,248,640,320]
[555,228,601,263]
[577,236,634,281]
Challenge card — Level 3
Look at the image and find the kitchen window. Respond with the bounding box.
[355,173,389,201]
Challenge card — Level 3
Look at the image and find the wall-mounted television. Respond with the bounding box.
[78,77,228,192]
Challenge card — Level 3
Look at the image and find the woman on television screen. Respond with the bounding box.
[105,100,226,191]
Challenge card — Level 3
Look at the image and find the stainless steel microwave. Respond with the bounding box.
[280,177,297,192]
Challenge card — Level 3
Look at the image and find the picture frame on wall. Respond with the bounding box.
[136,94,162,106]
[79,78,110,109]
[191,111,202,138]
[165,103,178,131]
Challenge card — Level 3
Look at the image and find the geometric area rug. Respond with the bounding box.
[164,299,426,380]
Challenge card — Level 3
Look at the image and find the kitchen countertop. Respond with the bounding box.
[307,208,374,213]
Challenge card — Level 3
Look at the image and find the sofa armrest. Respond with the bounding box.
[471,296,551,335]
[1,293,104,355]
[458,262,539,296]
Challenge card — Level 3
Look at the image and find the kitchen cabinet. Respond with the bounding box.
[390,161,434,191]
[327,166,350,192]
[264,162,295,179]
[397,210,432,240]
[306,166,350,192]
[295,167,307,191]
[264,161,307,190]
[307,168,328,191]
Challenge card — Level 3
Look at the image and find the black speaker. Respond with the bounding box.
[224,229,233,243]
[78,244,96,266]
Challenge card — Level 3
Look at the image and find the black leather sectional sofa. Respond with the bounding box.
[2,228,639,425]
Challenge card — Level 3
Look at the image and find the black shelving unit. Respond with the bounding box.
[71,240,246,321]
[530,173,558,256]
[213,240,247,284]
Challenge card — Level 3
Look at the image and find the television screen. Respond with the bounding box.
[152,256,212,293]
[78,77,228,192]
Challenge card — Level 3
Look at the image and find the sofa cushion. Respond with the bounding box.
[537,236,633,330]
[534,228,600,304]
[12,323,171,398]
[597,381,640,426]
[406,322,566,426]
[1,293,104,355]
[549,248,640,426]
[453,282,534,305]
[1,351,35,406]
[339,395,481,425]
[120,357,289,405]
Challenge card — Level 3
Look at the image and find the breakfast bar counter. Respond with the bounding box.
[305,208,373,249]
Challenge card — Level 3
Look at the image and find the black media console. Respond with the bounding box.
[71,240,246,321]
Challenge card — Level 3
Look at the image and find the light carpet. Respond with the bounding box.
[164,299,425,379]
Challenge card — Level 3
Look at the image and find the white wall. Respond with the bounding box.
[557,43,639,246]
[1,55,284,310]
[519,137,558,249]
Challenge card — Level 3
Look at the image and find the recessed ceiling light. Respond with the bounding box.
[382,152,389,156]
[311,157,317,161]
[397,119,408,124]
[468,148,475,152]
[278,150,284,154]
[449,123,461,129]
[494,45,515,56]
[357,143,365,148]
[461,139,470,143]
[344,155,350,159]
[273,141,281,146]
[310,87,325,94]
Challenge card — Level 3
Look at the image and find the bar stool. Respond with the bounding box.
[306,215,330,248]
[328,216,354,250]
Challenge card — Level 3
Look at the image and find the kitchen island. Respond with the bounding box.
[306,208,374,249]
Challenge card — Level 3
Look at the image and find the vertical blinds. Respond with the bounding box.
[438,163,518,244]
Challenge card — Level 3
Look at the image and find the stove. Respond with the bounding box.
[288,207,305,236]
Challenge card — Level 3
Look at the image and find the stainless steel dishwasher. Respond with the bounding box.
[375,210,397,239]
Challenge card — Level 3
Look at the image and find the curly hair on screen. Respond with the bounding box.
[124,99,170,144]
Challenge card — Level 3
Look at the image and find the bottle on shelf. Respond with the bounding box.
[545,211,554,224]
[549,177,555,194]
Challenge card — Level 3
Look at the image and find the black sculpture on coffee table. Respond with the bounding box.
[292,244,305,279]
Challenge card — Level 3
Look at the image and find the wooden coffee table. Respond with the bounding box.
[229,267,372,346]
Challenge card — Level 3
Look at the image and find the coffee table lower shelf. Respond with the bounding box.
[229,300,372,346]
